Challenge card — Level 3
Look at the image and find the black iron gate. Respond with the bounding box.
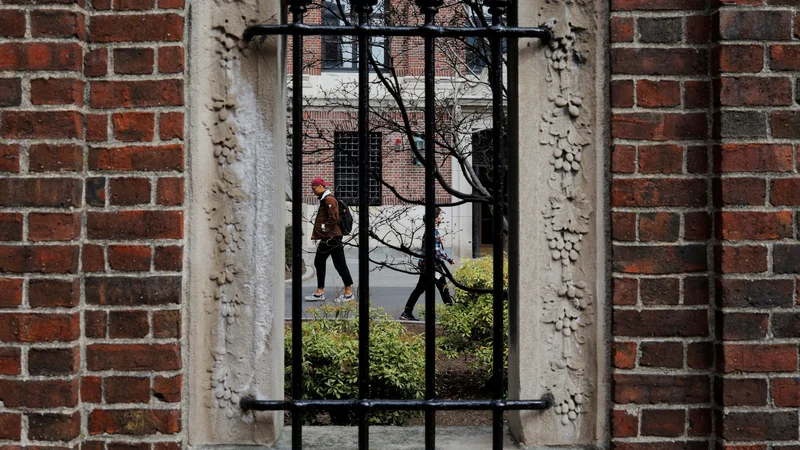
[240,1,552,448]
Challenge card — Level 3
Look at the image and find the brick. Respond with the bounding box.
[721,312,769,340]
[718,378,768,406]
[109,310,149,339]
[613,278,637,306]
[610,17,633,43]
[611,145,635,173]
[687,409,711,437]
[612,212,635,241]
[88,211,183,240]
[774,245,800,273]
[719,77,793,107]
[719,279,794,308]
[0,379,78,408]
[28,213,80,241]
[28,347,79,375]
[614,374,710,404]
[772,111,800,139]
[0,412,21,440]
[722,344,798,373]
[613,245,707,274]
[612,179,707,207]
[612,113,707,141]
[717,211,792,240]
[0,10,25,37]
[772,179,800,206]
[640,342,683,368]
[109,177,151,206]
[612,0,705,9]
[686,147,707,174]
[722,411,798,441]
[159,112,183,140]
[29,279,79,308]
[89,145,184,171]
[157,178,183,206]
[0,278,23,308]
[0,313,79,343]
[153,375,180,402]
[687,342,713,369]
[611,80,634,108]
[638,144,682,173]
[0,43,82,71]
[0,213,22,241]
[153,309,180,338]
[158,0,183,7]
[774,313,800,338]
[0,144,20,173]
[640,277,679,305]
[108,245,152,271]
[613,341,636,369]
[82,244,105,273]
[115,0,155,10]
[611,48,707,75]
[91,14,183,42]
[31,10,85,39]
[88,409,180,435]
[86,177,106,207]
[1,110,82,139]
[612,409,638,437]
[105,376,150,403]
[684,277,709,305]
[84,310,107,338]
[90,79,183,108]
[154,246,182,271]
[638,18,682,43]
[113,112,156,142]
[715,45,764,73]
[715,111,768,138]
[84,49,108,77]
[87,344,181,371]
[87,114,108,141]
[0,347,21,375]
[717,245,767,273]
[718,10,792,40]
[613,443,707,450]
[81,376,102,403]
[0,78,22,107]
[86,276,180,305]
[114,48,154,75]
[715,144,793,172]
[684,82,710,110]
[714,177,765,206]
[771,45,800,71]
[641,409,685,437]
[687,15,711,43]
[772,378,800,407]
[614,309,708,337]
[108,443,151,450]
[28,411,80,441]
[0,245,79,274]
[158,46,183,73]
[29,144,83,172]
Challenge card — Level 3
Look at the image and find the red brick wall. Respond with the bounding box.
[0,0,184,448]
[612,0,800,448]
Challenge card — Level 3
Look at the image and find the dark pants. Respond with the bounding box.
[314,237,353,289]
[405,265,453,313]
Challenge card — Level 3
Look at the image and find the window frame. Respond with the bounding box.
[333,131,383,206]
[321,0,390,72]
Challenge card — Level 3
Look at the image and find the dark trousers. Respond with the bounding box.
[405,265,453,313]
[314,237,353,289]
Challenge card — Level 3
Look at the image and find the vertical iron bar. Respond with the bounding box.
[290,2,308,448]
[507,0,520,423]
[421,3,438,449]
[488,2,507,449]
[356,2,373,449]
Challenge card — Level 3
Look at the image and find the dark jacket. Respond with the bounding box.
[311,191,342,240]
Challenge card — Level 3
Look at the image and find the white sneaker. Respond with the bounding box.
[304,293,325,301]
[335,293,355,303]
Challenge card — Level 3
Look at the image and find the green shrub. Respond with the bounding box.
[436,256,508,383]
[284,224,293,269]
[285,303,425,425]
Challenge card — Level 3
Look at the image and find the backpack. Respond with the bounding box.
[337,198,354,235]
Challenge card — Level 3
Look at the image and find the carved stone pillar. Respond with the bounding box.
[509,1,608,446]
[186,0,286,446]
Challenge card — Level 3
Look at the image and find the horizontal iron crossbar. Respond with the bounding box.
[243,24,551,41]
[240,397,553,411]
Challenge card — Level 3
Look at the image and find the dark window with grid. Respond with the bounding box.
[334,131,382,205]
[322,0,388,70]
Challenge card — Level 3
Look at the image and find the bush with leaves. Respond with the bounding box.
[285,303,425,425]
[436,256,508,383]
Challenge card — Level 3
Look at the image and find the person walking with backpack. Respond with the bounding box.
[305,177,355,302]
[400,207,454,321]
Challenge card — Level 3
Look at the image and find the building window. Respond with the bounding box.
[334,131,382,205]
[322,0,388,70]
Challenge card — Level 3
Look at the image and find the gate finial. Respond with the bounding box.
[287,0,311,14]
[352,0,379,13]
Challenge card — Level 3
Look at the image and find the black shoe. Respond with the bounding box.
[399,311,417,321]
